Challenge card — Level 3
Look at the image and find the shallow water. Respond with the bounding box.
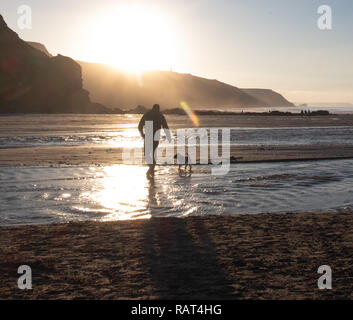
[1,159,353,226]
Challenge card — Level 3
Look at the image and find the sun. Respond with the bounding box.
[84,5,177,73]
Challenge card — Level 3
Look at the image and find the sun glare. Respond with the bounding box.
[84,5,177,73]
[89,165,152,221]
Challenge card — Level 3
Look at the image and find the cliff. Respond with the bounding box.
[0,15,109,113]
[78,61,295,110]
[242,89,294,107]
[25,38,295,111]
[6,14,295,113]
[78,61,266,110]
[26,42,52,57]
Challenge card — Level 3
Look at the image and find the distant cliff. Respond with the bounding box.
[77,61,295,110]
[24,38,295,111]
[21,33,295,112]
[241,89,294,107]
[0,15,109,114]
[77,61,267,110]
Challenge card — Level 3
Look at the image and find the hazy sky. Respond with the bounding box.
[1,0,353,103]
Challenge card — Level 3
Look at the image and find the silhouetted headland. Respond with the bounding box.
[0,15,109,114]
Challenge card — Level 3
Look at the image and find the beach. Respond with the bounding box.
[1,0,353,302]
[1,211,353,299]
[1,114,353,299]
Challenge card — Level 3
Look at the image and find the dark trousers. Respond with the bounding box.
[144,140,160,165]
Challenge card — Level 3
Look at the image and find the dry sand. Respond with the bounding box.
[1,211,353,300]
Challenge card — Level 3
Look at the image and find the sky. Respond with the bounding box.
[1,0,353,104]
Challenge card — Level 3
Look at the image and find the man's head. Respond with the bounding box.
[152,104,160,112]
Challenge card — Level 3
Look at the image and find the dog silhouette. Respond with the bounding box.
[174,154,192,177]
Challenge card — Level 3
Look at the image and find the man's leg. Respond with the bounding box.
[144,137,154,165]
[146,141,159,177]
[152,140,160,165]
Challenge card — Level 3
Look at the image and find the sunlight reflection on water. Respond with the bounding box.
[1,160,353,226]
[63,165,154,221]
[89,165,151,221]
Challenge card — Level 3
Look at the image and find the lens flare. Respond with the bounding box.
[180,101,199,127]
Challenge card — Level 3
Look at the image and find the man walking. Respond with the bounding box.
[138,104,171,176]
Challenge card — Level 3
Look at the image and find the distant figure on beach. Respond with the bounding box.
[138,104,171,177]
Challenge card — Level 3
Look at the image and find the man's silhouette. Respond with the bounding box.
[138,104,171,176]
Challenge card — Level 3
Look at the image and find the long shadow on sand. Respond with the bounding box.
[141,176,235,299]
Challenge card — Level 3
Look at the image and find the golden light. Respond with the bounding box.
[91,165,152,221]
[180,101,199,127]
[84,5,177,73]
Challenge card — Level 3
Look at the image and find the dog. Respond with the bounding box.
[174,153,192,177]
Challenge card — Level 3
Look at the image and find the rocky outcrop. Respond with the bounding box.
[0,15,109,113]
[27,42,52,57]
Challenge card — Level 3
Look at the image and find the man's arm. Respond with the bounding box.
[138,115,146,138]
[161,115,172,142]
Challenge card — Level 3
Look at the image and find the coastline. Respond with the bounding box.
[1,210,353,299]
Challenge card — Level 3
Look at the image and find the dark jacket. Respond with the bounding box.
[138,110,169,140]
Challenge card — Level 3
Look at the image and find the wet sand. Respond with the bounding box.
[2,114,353,166]
[1,144,353,166]
[2,114,353,136]
[1,210,353,300]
